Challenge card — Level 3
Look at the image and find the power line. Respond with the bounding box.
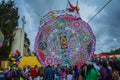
[88,0,112,23]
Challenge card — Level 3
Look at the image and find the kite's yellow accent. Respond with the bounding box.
[76,5,80,10]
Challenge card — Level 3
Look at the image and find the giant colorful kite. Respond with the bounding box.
[35,1,96,66]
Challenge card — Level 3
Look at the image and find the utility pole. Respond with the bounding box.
[21,16,26,56]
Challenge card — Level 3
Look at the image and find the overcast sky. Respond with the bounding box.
[1,0,120,54]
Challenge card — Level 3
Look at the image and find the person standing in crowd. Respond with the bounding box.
[38,66,45,80]
[55,64,62,80]
[11,68,18,80]
[16,67,22,80]
[85,62,100,80]
[66,67,73,80]
[21,67,28,80]
[73,65,79,80]
[112,69,119,80]
[5,68,12,80]
[61,67,66,80]
[111,59,120,76]
[30,65,38,80]
[100,61,112,80]
[45,65,54,80]
[80,64,87,80]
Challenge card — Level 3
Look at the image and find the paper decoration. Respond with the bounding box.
[35,8,96,66]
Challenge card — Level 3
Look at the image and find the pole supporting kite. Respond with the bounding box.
[88,0,112,23]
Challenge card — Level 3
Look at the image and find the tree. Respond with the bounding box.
[107,48,120,55]
[0,0,19,59]
[24,32,31,53]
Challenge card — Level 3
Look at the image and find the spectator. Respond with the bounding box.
[85,62,100,80]
[45,65,54,80]
[55,64,62,80]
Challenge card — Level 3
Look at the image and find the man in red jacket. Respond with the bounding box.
[30,65,38,79]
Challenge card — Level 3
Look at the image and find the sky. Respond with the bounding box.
[1,0,120,54]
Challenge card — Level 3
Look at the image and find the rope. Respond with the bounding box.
[76,0,78,5]
[88,0,112,23]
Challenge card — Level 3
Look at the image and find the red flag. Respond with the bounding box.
[68,0,75,10]
[38,50,45,62]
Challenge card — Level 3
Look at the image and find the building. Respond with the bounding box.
[11,28,29,56]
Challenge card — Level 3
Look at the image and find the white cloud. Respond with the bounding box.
[80,3,97,21]
[14,0,120,55]
[1,0,120,55]
[15,0,39,51]
[15,0,98,52]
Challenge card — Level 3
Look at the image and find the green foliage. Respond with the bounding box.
[24,32,31,53]
[0,0,19,59]
[24,32,30,46]
[107,48,120,55]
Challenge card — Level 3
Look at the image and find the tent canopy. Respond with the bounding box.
[18,56,41,68]
[98,53,109,58]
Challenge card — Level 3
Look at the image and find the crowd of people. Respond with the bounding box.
[0,58,120,80]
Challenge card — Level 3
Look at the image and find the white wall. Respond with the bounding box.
[11,28,24,56]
